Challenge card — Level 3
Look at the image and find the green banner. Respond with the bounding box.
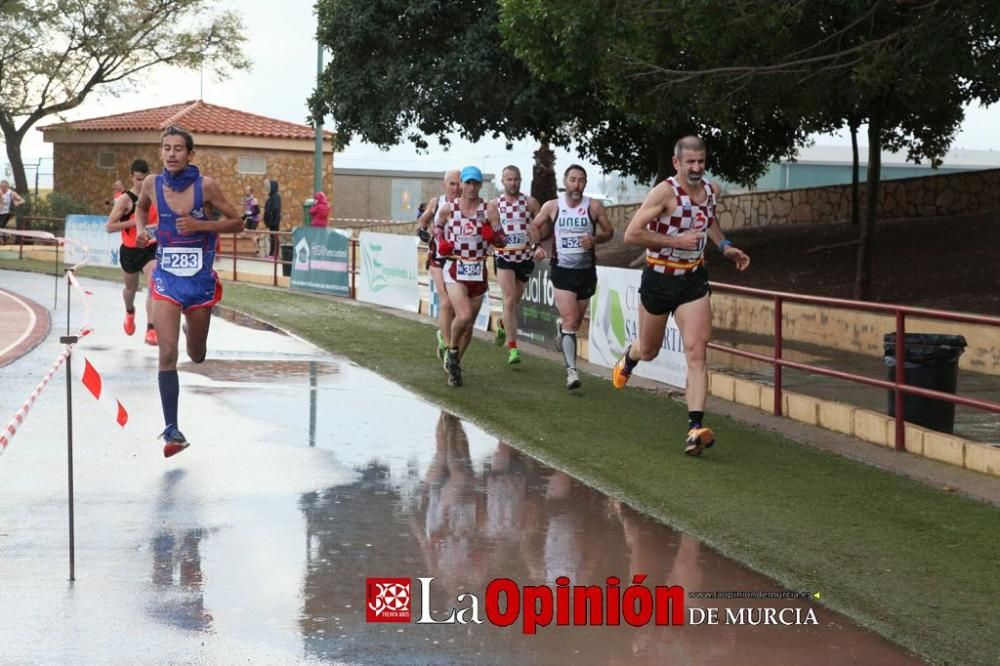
[290,227,351,297]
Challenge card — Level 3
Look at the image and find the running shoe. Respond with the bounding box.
[160,425,190,458]
[684,427,716,456]
[494,320,506,346]
[508,348,521,364]
[446,349,463,387]
[566,367,581,390]
[144,328,159,346]
[123,312,136,336]
[611,345,633,389]
[436,329,446,361]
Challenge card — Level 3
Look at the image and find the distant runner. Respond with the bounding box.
[487,165,543,365]
[106,159,159,345]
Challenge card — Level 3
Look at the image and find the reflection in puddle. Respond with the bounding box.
[212,305,284,333]
[182,358,338,383]
[148,470,214,633]
[297,412,918,665]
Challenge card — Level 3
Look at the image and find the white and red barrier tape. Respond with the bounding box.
[0,346,72,456]
[1,231,125,456]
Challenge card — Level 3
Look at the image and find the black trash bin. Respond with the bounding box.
[884,333,967,434]
[280,243,294,277]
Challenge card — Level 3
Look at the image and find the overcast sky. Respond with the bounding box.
[9,0,1000,191]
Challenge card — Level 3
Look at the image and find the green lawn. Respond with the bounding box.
[3,256,998,665]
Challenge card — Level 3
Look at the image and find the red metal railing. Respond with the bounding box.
[218,229,293,287]
[218,229,364,296]
[708,283,1000,450]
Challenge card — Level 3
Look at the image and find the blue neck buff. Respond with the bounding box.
[162,165,200,192]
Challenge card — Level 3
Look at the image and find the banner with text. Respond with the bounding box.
[516,259,561,349]
[590,266,687,389]
[64,215,120,268]
[290,227,351,297]
[357,231,420,312]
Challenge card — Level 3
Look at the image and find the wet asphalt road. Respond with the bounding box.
[0,270,919,665]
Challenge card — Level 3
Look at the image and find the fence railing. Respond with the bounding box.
[707,283,1000,450]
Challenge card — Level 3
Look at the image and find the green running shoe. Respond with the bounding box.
[494,320,506,346]
[508,348,521,364]
[436,329,446,360]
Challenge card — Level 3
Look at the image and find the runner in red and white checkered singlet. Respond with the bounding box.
[645,176,717,276]
[488,165,543,365]
[611,136,750,457]
[416,170,461,361]
[435,166,507,387]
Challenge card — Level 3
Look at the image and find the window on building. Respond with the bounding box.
[97,151,116,169]
[238,156,267,175]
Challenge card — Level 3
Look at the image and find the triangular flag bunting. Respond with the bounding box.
[116,400,128,428]
[81,358,102,400]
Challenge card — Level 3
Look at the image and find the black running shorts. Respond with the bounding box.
[119,243,157,274]
[639,265,711,316]
[494,256,535,283]
[550,264,597,300]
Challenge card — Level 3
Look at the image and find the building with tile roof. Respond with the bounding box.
[40,100,335,226]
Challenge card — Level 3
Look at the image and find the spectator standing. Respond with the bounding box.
[263,179,282,258]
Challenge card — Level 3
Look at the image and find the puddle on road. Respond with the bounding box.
[291,409,919,665]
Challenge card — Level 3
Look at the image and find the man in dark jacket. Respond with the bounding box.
[263,179,282,258]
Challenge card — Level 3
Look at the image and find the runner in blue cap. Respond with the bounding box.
[435,166,506,386]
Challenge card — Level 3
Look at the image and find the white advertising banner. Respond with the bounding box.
[64,215,120,268]
[589,266,687,389]
[357,231,420,312]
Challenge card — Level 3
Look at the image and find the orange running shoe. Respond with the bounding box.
[684,427,716,456]
[611,346,634,389]
[144,328,159,346]
[123,312,136,336]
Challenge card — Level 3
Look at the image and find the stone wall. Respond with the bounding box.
[53,142,333,229]
[606,167,1000,232]
[332,174,442,222]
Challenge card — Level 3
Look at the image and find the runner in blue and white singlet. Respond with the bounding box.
[151,173,221,312]
[133,126,245,459]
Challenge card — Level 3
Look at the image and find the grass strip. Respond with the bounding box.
[3,257,998,664]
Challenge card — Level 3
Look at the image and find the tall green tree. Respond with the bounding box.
[310,0,586,199]
[607,0,1000,299]
[0,0,249,209]
[499,0,819,185]
[312,0,807,193]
